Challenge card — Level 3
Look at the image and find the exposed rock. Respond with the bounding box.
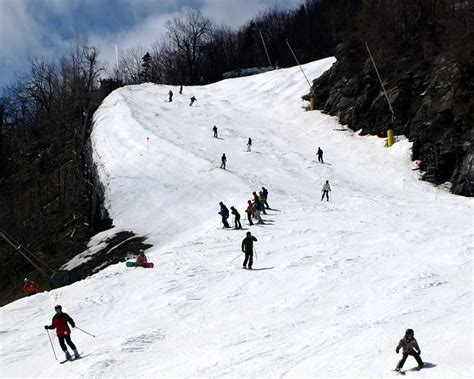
[308,41,473,196]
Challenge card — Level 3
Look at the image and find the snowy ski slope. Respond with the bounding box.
[0,58,472,378]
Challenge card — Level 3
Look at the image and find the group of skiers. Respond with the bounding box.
[218,187,270,230]
[167,86,196,106]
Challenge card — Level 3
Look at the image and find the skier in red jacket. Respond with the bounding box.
[44,305,79,360]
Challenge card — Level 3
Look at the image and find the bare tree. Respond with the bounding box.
[165,8,213,84]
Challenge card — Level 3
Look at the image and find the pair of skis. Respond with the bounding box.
[60,353,88,364]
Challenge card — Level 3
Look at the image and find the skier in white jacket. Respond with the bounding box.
[321,180,331,201]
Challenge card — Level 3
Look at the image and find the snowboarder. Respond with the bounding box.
[247,138,252,152]
[135,249,148,267]
[395,329,424,372]
[245,200,254,226]
[230,206,242,229]
[213,125,218,138]
[241,231,257,270]
[23,278,39,296]
[317,147,324,163]
[321,180,331,201]
[262,186,270,209]
[44,305,80,361]
[179,85,183,94]
[218,202,230,228]
[189,96,197,106]
[220,153,227,169]
[168,90,173,102]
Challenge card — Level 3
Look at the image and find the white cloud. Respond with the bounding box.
[89,12,177,75]
[0,0,301,87]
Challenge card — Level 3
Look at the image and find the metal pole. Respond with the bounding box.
[365,42,394,123]
[285,39,317,99]
[230,252,243,264]
[75,327,95,338]
[256,24,272,68]
[46,329,58,360]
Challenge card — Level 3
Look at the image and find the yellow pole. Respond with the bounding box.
[387,129,394,147]
[310,96,315,111]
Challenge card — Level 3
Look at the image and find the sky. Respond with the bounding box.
[0,0,302,89]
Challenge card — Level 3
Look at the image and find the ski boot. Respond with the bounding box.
[73,349,80,359]
[64,351,72,360]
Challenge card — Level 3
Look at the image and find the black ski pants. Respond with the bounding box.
[243,251,253,269]
[234,216,242,229]
[246,212,253,226]
[222,216,230,228]
[396,351,423,369]
[318,155,324,163]
[58,334,76,352]
[321,190,329,201]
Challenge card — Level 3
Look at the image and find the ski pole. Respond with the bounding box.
[75,326,95,338]
[230,252,243,264]
[46,329,58,360]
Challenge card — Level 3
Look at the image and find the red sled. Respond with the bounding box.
[126,261,154,268]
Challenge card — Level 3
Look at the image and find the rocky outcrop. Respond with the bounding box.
[308,41,473,196]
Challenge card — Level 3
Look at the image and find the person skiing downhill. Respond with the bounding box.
[230,206,242,229]
[44,305,80,360]
[241,231,257,270]
[247,138,252,152]
[189,96,197,106]
[168,90,173,102]
[23,278,39,296]
[317,147,324,163]
[245,200,254,226]
[213,125,218,138]
[179,85,183,94]
[395,329,424,372]
[321,180,331,201]
[218,202,230,228]
[220,153,227,169]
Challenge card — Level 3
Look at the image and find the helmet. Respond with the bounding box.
[24,278,29,282]
[246,231,251,236]
[139,249,144,254]
[54,305,62,310]
[405,329,414,336]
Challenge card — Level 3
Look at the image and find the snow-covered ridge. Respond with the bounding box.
[1,57,472,377]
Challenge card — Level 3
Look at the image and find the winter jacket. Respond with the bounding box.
[396,336,421,354]
[136,254,148,267]
[317,148,323,157]
[262,188,268,198]
[259,190,266,202]
[253,193,259,203]
[241,235,257,253]
[46,312,75,337]
[23,280,39,295]
[219,205,229,218]
[231,208,240,218]
[246,203,253,215]
[322,183,331,191]
[254,201,261,211]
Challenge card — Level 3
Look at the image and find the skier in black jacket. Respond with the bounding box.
[230,206,242,229]
[241,231,257,269]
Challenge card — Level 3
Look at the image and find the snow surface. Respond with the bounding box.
[1,58,472,378]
